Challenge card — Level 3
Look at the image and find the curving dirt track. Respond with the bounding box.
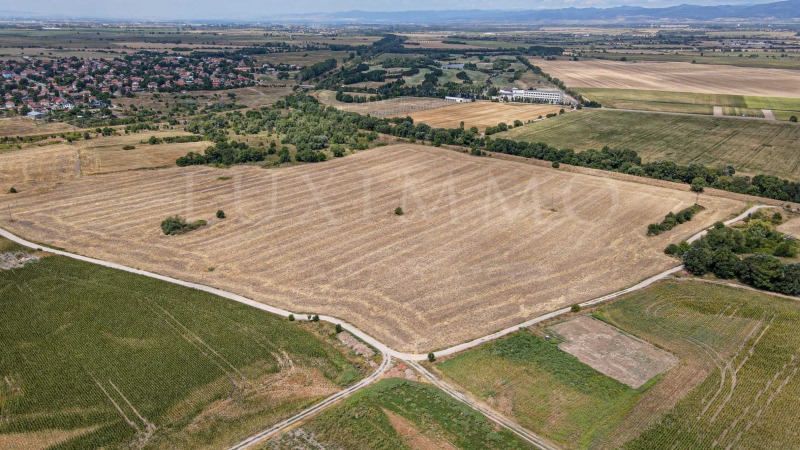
[0,144,743,352]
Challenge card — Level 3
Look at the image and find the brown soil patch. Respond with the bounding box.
[383,408,458,450]
[550,316,679,388]
[778,215,800,238]
[0,426,100,450]
[337,331,375,359]
[0,144,743,352]
[0,252,39,270]
[408,102,564,130]
[534,59,800,98]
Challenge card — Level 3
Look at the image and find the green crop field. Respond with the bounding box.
[601,281,800,449]
[499,109,800,180]
[576,88,800,120]
[266,378,532,449]
[435,281,800,449]
[0,244,366,449]
[435,331,649,449]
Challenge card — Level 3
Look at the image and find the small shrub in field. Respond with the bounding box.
[571,304,581,313]
[312,314,320,322]
[552,161,560,168]
[335,324,343,333]
[394,207,404,216]
[8,187,17,193]
[216,210,226,219]
[161,215,206,235]
[122,145,135,150]
[428,352,436,362]
[288,314,295,321]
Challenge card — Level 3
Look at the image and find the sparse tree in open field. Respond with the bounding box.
[394,207,404,216]
[216,210,226,219]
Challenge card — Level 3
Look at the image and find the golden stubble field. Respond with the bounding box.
[0,131,211,192]
[407,101,564,130]
[534,59,800,98]
[0,144,743,352]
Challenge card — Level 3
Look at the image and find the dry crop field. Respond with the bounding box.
[0,117,76,137]
[407,101,564,130]
[0,131,210,192]
[0,144,743,352]
[315,91,452,117]
[534,59,800,98]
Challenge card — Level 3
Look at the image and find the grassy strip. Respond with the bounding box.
[286,378,531,449]
[436,331,648,449]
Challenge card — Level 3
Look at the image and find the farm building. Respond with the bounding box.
[445,96,473,103]
[441,63,465,70]
[498,88,564,104]
[26,111,45,120]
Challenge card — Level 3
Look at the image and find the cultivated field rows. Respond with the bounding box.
[0,131,211,192]
[407,101,564,130]
[534,59,800,98]
[0,144,743,351]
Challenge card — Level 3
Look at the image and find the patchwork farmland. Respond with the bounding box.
[435,281,800,449]
[500,110,800,180]
[0,144,743,352]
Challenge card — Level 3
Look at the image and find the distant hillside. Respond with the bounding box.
[281,0,800,23]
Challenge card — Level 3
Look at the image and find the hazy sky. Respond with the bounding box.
[0,0,780,20]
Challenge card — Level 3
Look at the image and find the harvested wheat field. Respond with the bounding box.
[0,117,75,137]
[534,59,800,98]
[408,101,564,130]
[0,131,211,192]
[315,90,452,117]
[0,144,743,352]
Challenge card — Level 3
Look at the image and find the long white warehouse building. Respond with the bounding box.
[498,88,564,104]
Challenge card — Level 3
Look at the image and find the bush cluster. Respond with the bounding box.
[668,218,800,295]
[160,215,207,235]
[647,204,704,236]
